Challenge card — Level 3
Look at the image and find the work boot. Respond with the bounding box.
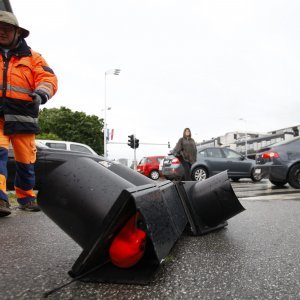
[0,199,11,217]
[19,200,41,212]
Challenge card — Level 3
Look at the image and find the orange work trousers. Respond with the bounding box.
[0,118,37,205]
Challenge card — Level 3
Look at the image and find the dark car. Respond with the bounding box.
[162,146,262,182]
[255,136,300,188]
[7,141,105,190]
[136,156,165,180]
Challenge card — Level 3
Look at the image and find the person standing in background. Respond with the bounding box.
[173,128,197,181]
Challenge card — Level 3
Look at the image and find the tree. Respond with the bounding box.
[38,107,104,155]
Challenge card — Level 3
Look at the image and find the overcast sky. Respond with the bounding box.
[11,0,300,162]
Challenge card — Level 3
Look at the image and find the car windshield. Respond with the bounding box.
[139,157,148,164]
[35,140,50,149]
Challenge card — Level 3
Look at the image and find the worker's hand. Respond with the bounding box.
[29,90,49,106]
[29,92,43,106]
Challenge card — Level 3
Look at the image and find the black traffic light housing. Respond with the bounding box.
[37,158,245,284]
[37,157,187,284]
[128,134,139,149]
[128,135,134,148]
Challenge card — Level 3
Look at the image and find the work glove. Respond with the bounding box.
[29,92,43,107]
[29,90,49,105]
[28,91,48,114]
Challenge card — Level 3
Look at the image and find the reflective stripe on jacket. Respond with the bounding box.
[0,39,58,134]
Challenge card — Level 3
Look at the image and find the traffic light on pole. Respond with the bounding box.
[128,135,134,148]
[135,138,139,149]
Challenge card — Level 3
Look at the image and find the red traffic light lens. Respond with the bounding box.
[109,212,146,268]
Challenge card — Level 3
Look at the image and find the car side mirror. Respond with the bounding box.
[240,155,246,161]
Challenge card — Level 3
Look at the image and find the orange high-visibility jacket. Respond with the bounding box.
[0,39,58,134]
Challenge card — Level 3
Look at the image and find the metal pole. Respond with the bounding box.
[133,134,137,170]
[239,118,247,157]
[103,69,121,159]
[245,129,248,158]
[104,73,107,158]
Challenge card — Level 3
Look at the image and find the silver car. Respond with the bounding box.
[162,146,262,182]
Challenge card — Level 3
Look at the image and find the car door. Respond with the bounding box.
[202,148,228,176]
[221,148,252,176]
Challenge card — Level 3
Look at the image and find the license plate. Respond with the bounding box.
[255,168,261,174]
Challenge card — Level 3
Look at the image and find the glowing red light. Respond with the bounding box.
[109,213,146,268]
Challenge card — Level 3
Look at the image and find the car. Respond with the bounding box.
[255,136,300,188]
[36,139,98,155]
[161,155,184,180]
[159,158,164,177]
[7,141,104,191]
[136,156,165,180]
[162,146,262,182]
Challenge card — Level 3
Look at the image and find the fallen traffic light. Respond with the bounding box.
[37,157,187,284]
[37,158,245,284]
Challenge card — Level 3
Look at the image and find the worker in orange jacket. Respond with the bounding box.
[0,11,58,216]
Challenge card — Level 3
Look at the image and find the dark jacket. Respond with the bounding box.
[173,136,197,164]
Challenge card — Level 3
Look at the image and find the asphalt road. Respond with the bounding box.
[0,179,299,300]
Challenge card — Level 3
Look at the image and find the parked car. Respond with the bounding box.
[36,139,98,155]
[136,156,165,180]
[159,158,164,177]
[162,146,262,182]
[255,136,300,188]
[7,141,104,190]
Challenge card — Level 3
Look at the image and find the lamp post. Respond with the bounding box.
[239,118,247,157]
[104,69,121,158]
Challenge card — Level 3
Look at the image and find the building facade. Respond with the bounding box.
[198,124,300,158]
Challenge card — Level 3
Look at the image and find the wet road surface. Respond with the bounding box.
[0,179,299,299]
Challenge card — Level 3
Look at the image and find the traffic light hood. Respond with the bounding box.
[175,171,245,235]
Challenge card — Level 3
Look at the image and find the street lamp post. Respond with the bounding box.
[239,118,247,157]
[104,69,121,159]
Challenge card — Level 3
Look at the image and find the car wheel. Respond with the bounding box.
[192,167,208,181]
[149,170,160,180]
[288,164,300,189]
[251,169,262,182]
[269,179,287,187]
